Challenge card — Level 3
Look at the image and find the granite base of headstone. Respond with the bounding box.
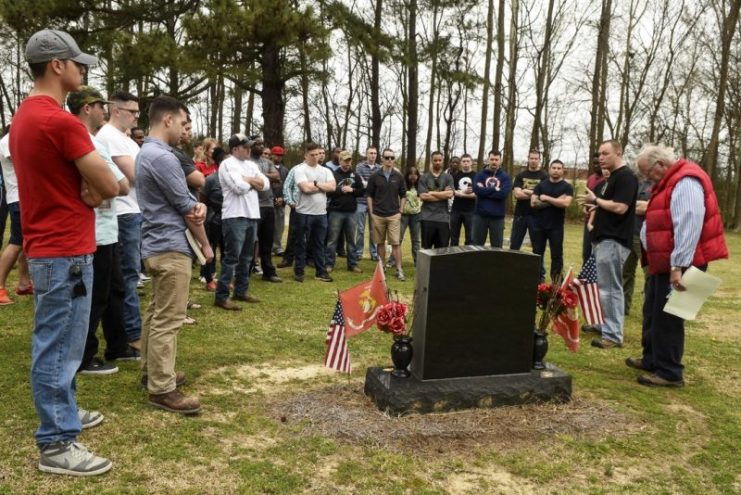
[364,246,572,415]
[364,365,571,415]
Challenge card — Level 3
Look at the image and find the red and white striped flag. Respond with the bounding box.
[553,268,580,352]
[573,255,605,326]
[324,300,351,373]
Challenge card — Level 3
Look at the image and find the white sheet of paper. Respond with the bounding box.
[663,266,721,320]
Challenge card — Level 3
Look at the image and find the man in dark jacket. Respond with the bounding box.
[472,150,512,247]
[326,151,364,273]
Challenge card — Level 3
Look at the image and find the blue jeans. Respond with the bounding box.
[29,255,93,447]
[117,213,142,342]
[295,213,328,277]
[472,214,504,248]
[217,217,258,302]
[354,203,378,259]
[594,239,630,344]
[326,211,359,268]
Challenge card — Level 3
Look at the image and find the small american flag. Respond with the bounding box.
[324,300,351,373]
[573,255,605,326]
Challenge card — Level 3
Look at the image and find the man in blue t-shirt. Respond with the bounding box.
[530,160,574,282]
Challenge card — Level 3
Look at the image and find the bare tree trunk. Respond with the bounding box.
[370,0,383,149]
[478,0,495,166]
[424,2,441,169]
[231,88,243,136]
[209,78,218,137]
[701,0,741,180]
[298,42,312,142]
[261,41,286,147]
[406,0,419,170]
[245,85,255,137]
[491,0,506,157]
[529,0,555,152]
[589,0,612,157]
[503,0,520,175]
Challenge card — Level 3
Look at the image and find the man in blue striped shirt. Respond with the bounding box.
[629,144,727,387]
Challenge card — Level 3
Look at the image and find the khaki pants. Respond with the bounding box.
[141,252,192,394]
[372,213,401,246]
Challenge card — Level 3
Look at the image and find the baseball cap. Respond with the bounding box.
[339,151,352,161]
[25,29,98,66]
[271,146,285,156]
[228,133,249,150]
[66,86,111,113]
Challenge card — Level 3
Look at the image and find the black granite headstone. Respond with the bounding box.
[411,246,540,380]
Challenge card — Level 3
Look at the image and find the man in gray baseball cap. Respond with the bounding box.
[10,28,117,477]
[25,29,98,65]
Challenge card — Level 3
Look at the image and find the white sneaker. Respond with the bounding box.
[396,269,406,281]
[78,408,104,429]
[138,273,151,282]
[39,441,112,476]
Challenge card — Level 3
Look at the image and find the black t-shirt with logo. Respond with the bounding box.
[513,169,548,216]
[592,165,638,247]
[451,170,477,213]
[532,179,574,230]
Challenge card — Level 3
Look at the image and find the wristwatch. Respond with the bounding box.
[670,266,683,272]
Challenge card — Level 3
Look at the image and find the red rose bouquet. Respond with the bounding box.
[536,281,579,333]
[376,301,410,337]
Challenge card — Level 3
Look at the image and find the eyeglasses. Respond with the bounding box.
[117,106,140,117]
[69,264,87,299]
[383,156,395,161]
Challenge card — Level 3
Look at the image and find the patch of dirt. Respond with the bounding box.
[692,311,739,341]
[444,468,536,495]
[268,383,645,457]
[201,364,333,395]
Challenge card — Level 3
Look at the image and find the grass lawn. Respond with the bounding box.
[0,220,738,494]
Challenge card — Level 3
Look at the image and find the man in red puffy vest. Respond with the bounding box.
[627,144,728,387]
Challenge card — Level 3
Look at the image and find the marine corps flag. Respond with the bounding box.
[339,262,388,337]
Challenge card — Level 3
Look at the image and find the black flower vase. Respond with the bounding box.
[390,336,413,378]
[533,329,548,370]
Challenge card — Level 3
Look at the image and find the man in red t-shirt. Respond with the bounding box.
[9,29,119,477]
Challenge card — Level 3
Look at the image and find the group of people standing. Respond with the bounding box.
[0,28,729,479]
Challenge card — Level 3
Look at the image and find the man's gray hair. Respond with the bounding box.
[636,144,675,167]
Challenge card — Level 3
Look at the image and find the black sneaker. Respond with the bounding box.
[315,273,333,283]
[105,346,141,362]
[79,358,119,375]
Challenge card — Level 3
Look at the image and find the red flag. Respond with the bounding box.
[552,268,580,352]
[324,300,351,373]
[339,262,388,337]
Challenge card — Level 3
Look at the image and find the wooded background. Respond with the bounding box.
[0,0,739,227]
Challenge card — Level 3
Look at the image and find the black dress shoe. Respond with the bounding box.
[625,357,649,371]
[637,373,684,387]
[262,275,283,283]
[277,260,292,268]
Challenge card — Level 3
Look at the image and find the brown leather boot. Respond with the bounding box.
[148,390,201,415]
[139,371,187,390]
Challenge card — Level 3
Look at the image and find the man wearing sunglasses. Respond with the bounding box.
[10,29,120,476]
[365,148,407,281]
[96,90,144,353]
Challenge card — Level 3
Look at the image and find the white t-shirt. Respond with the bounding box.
[294,163,335,215]
[0,133,18,204]
[95,123,141,215]
[218,156,268,220]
